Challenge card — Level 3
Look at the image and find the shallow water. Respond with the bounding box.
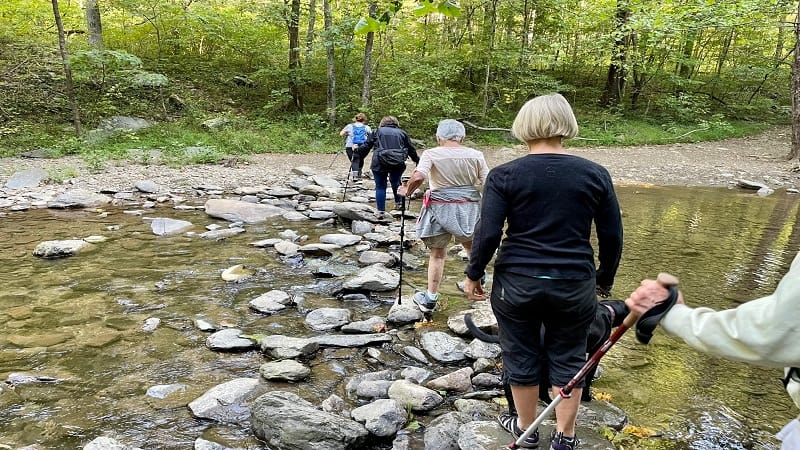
[0,185,798,449]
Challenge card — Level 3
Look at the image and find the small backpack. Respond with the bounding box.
[352,125,367,145]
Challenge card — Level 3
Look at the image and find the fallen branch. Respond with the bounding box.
[458,119,511,132]
[674,128,705,139]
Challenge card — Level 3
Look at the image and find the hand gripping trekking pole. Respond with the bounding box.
[509,273,680,449]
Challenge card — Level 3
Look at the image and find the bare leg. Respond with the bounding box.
[461,240,472,257]
[510,385,539,429]
[427,247,447,295]
[551,386,582,436]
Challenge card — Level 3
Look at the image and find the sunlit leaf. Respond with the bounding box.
[354,17,381,34]
[436,1,461,17]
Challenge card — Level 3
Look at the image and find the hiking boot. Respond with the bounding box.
[550,431,579,450]
[498,412,539,448]
[412,291,439,313]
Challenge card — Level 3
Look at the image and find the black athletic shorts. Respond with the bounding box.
[491,270,597,387]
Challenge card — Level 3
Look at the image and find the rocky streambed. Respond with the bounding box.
[1,164,636,450]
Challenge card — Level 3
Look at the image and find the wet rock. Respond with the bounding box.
[310,333,392,348]
[134,180,162,193]
[320,233,362,247]
[471,373,502,389]
[426,367,474,393]
[322,394,346,414]
[204,198,286,224]
[194,437,230,450]
[299,243,340,257]
[274,240,300,256]
[48,188,112,208]
[250,391,368,450]
[402,346,430,365]
[220,264,254,282]
[343,264,400,292]
[351,399,407,437]
[341,316,386,334]
[308,210,336,220]
[448,306,497,336]
[312,174,342,189]
[387,301,424,324]
[265,187,300,197]
[305,307,352,331]
[206,328,256,351]
[193,318,219,332]
[345,369,395,397]
[736,179,769,190]
[292,166,317,176]
[83,436,143,450]
[258,335,319,359]
[5,372,59,385]
[188,377,263,423]
[249,290,292,314]
[424,411,471,450]
[465,339,502,360]
[473,358,496,374]
[419,331,468,363]
[352,220,374,235]
[33,239,92,258]
[456,420,509,450]
[150,218,194,236]
[146,383,188,399]
[199,227,245,240]
[359,250,396,266]
[400,367,432,384]
[5,168,48,189]
[250,238,282,248]
[141,317,160,332]
[453,399,503,420]
[757,186,775,197]
[355,380,393,399]
[282,210,309,221]
[259,360,311,381]
[387,379,444,412]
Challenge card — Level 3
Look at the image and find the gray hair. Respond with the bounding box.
[511,93,578,142]
[436,119,466,142]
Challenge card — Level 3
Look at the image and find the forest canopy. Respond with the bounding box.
[0,0,795,155]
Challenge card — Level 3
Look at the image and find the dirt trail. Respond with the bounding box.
[0,127,798,192]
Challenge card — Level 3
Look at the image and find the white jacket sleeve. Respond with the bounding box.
[661,252,800,368]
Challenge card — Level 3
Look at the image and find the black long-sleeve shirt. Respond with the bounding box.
[465,153,623,288]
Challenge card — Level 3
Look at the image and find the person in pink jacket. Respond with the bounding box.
[626,251,800,449]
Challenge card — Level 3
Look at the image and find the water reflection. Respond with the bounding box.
[0,185,797,449]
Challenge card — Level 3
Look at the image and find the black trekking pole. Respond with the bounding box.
[508,273,680,449]
[397,177,411,305]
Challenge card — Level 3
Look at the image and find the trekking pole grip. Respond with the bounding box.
[621,272,680,328]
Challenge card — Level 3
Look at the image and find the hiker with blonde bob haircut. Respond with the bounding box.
[463,93,623,450]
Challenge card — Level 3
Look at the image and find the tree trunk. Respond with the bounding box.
[482,0,498,117]
[600,0,630,107]
[715,30,733,76]
[323,0,335,125]
[85,0,104,50]
[790,1,800,161]
[51,0,81,136]
[361,1,377,108]
[678,30,697,79]
[304,0,316,66]
[287,0,303,111]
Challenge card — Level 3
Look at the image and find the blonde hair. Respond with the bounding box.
[511,93,578,143]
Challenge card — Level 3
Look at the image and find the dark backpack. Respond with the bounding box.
[352,125,367,145]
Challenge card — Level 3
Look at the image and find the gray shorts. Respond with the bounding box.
[491,270,596,387]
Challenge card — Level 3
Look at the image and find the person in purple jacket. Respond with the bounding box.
[462,93,623,450]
